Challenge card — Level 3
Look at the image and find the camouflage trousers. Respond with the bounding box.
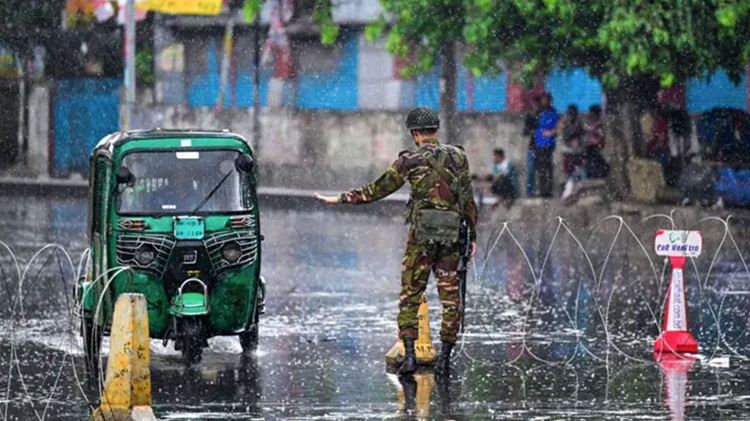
[398,234,461,344]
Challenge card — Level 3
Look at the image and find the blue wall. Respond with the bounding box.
[53,78,121,176]
[416,67,506,112]
[471,73,507,112]
[187,40,271,108]
[415,68,439,110]
[235,69,271,108]
[687,71,747,113]
[187,32,359,110]
[296,32,359,110]
[187,33,360,110]
[546,68,603,111]
[417,67,747,114]
[181,30,746,113]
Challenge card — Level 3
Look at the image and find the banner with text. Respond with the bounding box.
[136,0,223,16]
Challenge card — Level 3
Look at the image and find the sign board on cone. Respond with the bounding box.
[655,230,702,257]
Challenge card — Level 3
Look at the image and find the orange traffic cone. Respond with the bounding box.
[653,255,698,354]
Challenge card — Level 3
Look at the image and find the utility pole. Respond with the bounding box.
[216,12,235,110]
[252,15,262,157]
[123,0,136,131]
[440,40,459,145]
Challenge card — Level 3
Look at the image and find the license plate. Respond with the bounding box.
[174,217,204,240]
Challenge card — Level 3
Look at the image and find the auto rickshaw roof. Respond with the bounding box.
[93,129,251,158]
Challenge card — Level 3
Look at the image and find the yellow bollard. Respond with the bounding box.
[91,293,156,421]
[395,374,434,419]
[385,293,436,371]
[414,374,434,417]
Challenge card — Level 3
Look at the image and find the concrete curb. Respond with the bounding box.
[0,176,89,197]
[0,176,498,214]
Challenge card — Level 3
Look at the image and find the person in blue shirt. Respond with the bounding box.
[534,93,561,198]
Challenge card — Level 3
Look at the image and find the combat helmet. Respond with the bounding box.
[405,107,440,131]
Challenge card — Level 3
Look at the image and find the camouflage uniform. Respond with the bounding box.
[339,138,478,344]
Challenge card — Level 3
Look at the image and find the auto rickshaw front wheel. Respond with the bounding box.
[239,324,259,355]
[177,318,205,365]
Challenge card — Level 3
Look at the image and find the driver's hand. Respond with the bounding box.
[314,193,341,204]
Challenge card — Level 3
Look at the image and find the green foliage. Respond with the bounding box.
[462,0,750,89]
[136,49,155,87]
[313,0,339,45]
[364,0,750,88]
[243,0,264,23]
[367,0,469,76]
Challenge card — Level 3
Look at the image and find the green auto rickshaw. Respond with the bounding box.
[77,129,265,366]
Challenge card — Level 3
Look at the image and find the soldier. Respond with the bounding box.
[314,107,477,375]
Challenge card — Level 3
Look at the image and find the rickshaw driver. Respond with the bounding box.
[159,176,197,212]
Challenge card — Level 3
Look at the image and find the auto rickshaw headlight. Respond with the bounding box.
[221,241,242,263]
[135,245,156,266]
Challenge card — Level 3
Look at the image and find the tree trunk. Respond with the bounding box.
[605,76,660,200]
[440,41,459,145]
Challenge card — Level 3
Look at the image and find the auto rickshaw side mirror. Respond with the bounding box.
[235,154,255,173]
[116,166,134,185]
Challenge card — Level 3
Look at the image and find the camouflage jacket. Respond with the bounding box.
[339,138,478,241]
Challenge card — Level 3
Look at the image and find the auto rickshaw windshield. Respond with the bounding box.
[115,149,249,215]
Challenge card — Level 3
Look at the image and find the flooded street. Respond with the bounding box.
[2,193,750,420]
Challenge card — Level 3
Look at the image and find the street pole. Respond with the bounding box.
[123,0,136,131]
[440,40,459,145]
[252,15,261,157]
[216,13,235,110]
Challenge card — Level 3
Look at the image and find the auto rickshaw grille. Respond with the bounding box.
[204,229,258,275]
[116,233,175,276]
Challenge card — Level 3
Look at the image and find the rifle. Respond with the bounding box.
[457,220,471,333]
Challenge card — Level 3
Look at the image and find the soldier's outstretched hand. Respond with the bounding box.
[314,193,341,204]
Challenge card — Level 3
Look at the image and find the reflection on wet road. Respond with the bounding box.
[1,194,750,420]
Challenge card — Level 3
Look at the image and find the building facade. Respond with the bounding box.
[155,0,749,114]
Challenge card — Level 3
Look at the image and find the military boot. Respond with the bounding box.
[399,338,417,375]
[434,341,454,375]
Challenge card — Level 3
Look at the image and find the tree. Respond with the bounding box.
[365,0,468,145]
[462,0,750,197]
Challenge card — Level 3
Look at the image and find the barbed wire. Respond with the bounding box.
[0,212,747,419]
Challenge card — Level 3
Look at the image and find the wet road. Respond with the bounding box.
[1,194,750,420]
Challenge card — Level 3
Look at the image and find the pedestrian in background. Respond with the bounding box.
[535,93,560,198]
[523,95,542,197]
[487,148,518,209]
[585,105,609,178]
[560,105,586,202]
[646,104,671,172]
